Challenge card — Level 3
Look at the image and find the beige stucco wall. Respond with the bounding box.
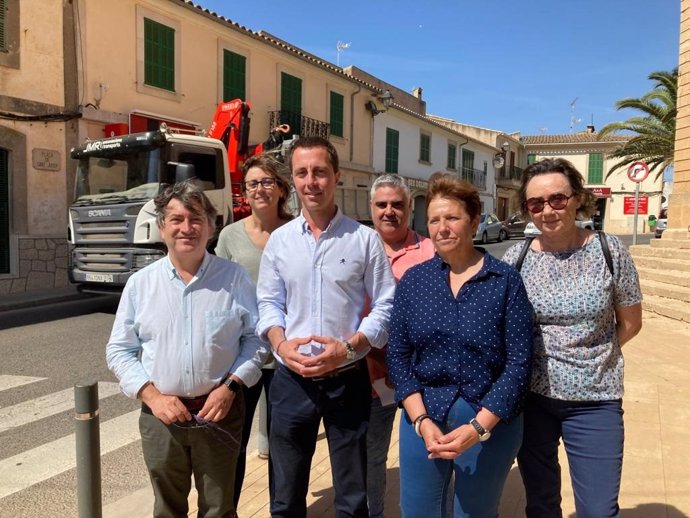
[76,0,372,164]
[0,0,65,105]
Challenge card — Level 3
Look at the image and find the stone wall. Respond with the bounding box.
[0,236,69,295]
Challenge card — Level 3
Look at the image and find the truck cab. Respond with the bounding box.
[69,128,231,292]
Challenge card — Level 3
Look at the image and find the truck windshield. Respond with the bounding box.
[73,148,162,205]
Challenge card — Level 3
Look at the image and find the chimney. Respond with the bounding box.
[412,87,423,99]
[586,124,595,134]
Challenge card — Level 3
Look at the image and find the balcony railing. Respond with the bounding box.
[498,165,523,181]
[460,167,487,191]
[268,110,330,139]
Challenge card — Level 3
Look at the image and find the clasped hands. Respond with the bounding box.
[276,335,350,377]
[418,418,480,460]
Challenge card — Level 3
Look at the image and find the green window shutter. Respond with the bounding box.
[0,148,9,274]
[447,143,456,170]
[0,0,6,52]
[420,134,430,162]
[281,73,302,135]
[222,50,246,101]
[588,153,603,184]
[527,153,537,165]
[461,149,475,182]
[385,128,399,174]
[330,91,344,137]
[144,18,175,91]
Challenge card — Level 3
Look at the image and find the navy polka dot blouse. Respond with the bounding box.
[387,252,534,423]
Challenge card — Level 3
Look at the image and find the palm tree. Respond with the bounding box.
[598,69,677,180]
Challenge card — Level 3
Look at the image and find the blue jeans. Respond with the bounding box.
[399,397,522,518]
[517,393,624,518]
[269,363,371,518]
[367,397,398,518]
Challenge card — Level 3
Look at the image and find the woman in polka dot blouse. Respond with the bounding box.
[503,158,642,518]
[387,173,534,518]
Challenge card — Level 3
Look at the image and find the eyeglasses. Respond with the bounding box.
[243,178,276,192]
[524,193,573,214]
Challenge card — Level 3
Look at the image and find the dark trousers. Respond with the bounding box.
[234,368,275,510]
[139,390,245,518]
[269,362,372,518]
[517,392,624,518]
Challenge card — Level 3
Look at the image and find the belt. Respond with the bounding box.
[141,394,209,415]
[311,360,362,382]
[178,394,209,412]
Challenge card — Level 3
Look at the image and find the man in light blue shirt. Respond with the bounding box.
[256,136,396,518]
[106,180,266,518]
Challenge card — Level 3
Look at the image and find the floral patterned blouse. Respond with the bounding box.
[503,233,641,401]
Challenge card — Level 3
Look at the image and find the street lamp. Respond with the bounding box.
[492,141,510,169]
[365,89,395,116]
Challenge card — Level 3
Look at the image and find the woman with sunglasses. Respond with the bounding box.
[387,173,533,518]
[216,153,293,510]
[503,158,642,518]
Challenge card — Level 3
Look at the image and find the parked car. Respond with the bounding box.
[473,213,508,243]
[503,212,529,238]
[655,208,668,238]
[523,218,595,237]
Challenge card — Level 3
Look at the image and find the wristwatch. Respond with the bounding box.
[469,418,492,442]
[343,340,357,360]
[222,375,241,394]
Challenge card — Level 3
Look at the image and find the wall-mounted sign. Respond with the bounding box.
[623,196,648,215]
[32,148,61,171]
[589,187,612,198]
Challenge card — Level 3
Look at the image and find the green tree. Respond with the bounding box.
[598,69,677,180]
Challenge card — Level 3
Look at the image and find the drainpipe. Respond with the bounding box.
[349,84,361,163]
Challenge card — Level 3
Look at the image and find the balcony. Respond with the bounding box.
[460,167,487,191]
[268,110,330,139]
[496,165,523,188]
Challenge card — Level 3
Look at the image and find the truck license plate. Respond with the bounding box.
[85,273,114,283]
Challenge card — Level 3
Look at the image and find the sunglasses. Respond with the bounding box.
[243,178,276,192]
[523,193,573,214]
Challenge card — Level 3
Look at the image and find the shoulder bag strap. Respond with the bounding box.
[515,236,535,272]
[597,230,614,276]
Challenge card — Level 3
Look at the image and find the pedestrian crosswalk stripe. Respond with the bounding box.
[0,409,141,500]
[0,375,45,393]
[0,382,121,433]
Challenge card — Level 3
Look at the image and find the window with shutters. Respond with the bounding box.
[144,18,175,91]
[0,0,19,69]
[0,148,9,274]
[588,153,604,184]
[330,91,344,138]
[0,0,6,52]
[385,128,399,174]
[447,143,457,170]
[223,50,246,101]
[527,154,537,165]
[461,149,475,182]
[419,133,431,163]
[281,72,302,136]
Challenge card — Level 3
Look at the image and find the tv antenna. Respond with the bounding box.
[336,41,351,67]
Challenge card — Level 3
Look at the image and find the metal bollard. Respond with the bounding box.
[75,382,103,518]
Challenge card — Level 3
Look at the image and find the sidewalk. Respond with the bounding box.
[101,311,690,518]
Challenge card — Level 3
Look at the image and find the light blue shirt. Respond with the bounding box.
[256,208,396,366]
[106,252,267,399]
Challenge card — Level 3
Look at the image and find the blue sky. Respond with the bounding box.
[200,0,680,136]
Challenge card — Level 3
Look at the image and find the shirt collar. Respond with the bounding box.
[163,251,212,282]
[386,229,422,260]
[436,248,503,280]
[298,205,343,235]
